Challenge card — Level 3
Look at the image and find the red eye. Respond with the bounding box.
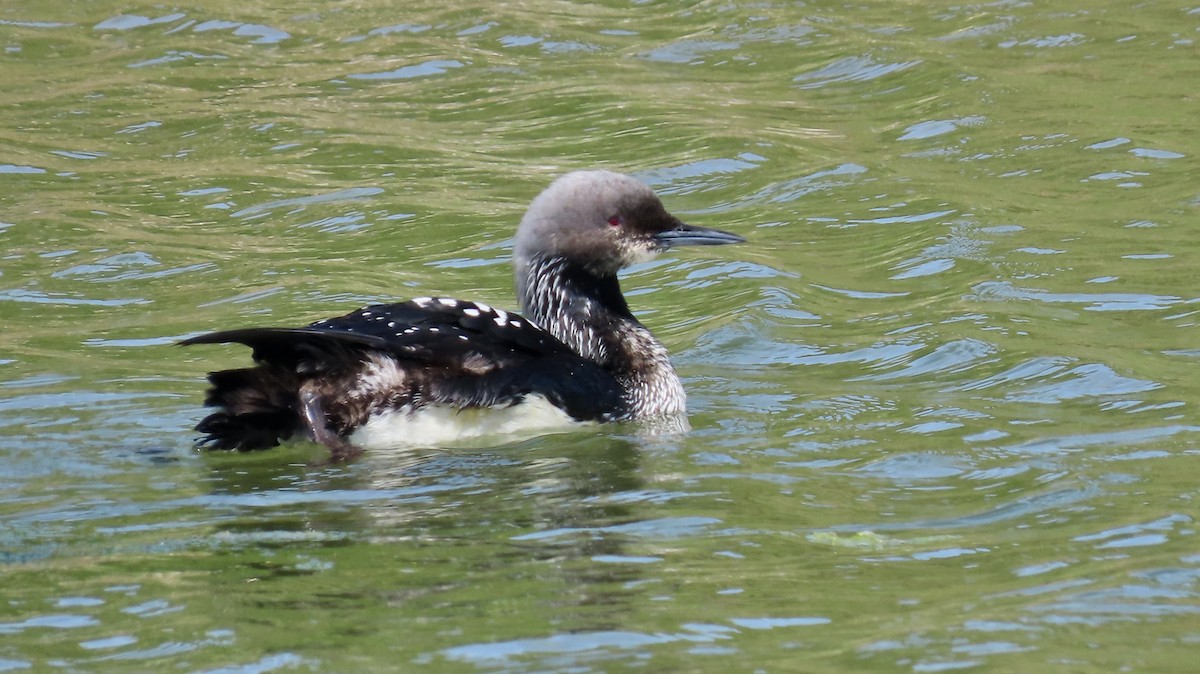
[607,215,621,227]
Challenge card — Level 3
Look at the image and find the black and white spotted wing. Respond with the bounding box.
[182,297,628,422]
[307,297,574,364]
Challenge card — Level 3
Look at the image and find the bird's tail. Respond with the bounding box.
[183,327,378,450]
[194,366,301,451]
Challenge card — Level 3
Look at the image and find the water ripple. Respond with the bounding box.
[93,13,186,31]
[969,281,1181,311]
[641,40,741,64]
[0,289,148,307]
[793,56,922,89]
[898,116,987,141]
[229,187,383,219]
[855,338,995,381]
[512,516,721,542]
[347,59,465,81]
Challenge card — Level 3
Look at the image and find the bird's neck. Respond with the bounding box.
[515,254,685,417]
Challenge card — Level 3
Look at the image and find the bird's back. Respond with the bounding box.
[183,297,627,452]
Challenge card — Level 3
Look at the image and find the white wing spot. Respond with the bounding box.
[438,298,458,307]
[463,307,481,318]
[429,327,439,332]
[474,302,492,313]
[494,309,509,323]
[361,311,372,317]
[509,320,522,328]
[412,297,432,307]
[387,321,396,328]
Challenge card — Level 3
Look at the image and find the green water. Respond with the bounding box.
[2,1,1198,671]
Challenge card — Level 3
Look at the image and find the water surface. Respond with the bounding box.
[2,1,1198,671]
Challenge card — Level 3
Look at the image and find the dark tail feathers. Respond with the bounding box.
[194,366,300,451]
[183,327,378,451]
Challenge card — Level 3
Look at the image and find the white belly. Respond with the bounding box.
[346,394,582,450]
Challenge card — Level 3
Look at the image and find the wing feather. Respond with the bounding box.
[183,297,628,446]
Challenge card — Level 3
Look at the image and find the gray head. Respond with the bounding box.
[514,170,743,277]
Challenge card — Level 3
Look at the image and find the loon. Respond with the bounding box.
[182,170,744,460]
